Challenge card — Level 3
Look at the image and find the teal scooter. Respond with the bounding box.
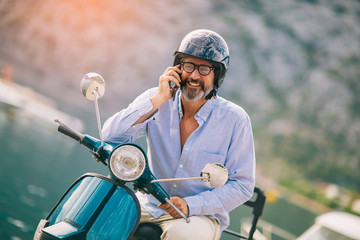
[33,73,230,240]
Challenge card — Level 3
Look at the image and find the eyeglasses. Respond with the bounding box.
[180,62,215,76]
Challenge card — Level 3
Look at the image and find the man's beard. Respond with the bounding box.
[181,78,213,101]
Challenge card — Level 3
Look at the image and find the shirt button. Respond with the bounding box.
[179,164,183,168]
[173,184,177,188]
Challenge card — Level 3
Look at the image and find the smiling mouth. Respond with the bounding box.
[186,79,202,87]
[188,81,200,87]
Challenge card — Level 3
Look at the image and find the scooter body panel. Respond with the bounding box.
[36,173,140,240]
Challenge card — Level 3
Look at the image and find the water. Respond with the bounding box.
[0,109,316,240]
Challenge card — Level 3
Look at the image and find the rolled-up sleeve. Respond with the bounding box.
[102,88,158,145]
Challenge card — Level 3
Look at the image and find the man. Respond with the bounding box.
[102,29,255,240]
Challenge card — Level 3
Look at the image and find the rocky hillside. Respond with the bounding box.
[1,0,359,190]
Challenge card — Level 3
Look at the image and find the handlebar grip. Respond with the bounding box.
[58,125,82,142]
[55,119,84,142]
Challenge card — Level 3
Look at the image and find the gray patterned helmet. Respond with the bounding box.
[173,29,230,89]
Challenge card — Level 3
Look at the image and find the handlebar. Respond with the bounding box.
[55,119,110,165]
[55,119,84,142]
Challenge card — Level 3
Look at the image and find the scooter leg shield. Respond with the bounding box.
[34,173,140,240]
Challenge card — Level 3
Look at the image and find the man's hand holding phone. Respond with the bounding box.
[158,64,182,102]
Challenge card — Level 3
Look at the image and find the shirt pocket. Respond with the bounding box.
[192,151,226,176]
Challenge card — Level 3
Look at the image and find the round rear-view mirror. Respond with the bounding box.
[80,72,105,101]
[201,163,228,188]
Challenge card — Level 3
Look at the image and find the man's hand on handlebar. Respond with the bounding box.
[158,196,189,219]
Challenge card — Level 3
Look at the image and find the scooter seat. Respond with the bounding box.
[133,222,162,240]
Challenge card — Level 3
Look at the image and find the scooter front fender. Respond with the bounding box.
[34,173,140,240]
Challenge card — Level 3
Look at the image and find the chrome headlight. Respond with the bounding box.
[109,144,146,181]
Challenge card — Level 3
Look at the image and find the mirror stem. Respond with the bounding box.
[93,88,104,147]
[151,176,208,183]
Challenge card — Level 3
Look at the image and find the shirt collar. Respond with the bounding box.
[177,91,215,122]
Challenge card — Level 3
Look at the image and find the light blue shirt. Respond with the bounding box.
[102,88,256,231]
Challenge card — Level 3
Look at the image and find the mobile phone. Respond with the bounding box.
[170,65,182,101]
[169,82,178,101]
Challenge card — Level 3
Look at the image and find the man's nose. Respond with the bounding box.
[190,67,201,78]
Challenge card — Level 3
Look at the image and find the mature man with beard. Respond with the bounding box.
[102,29,256,240]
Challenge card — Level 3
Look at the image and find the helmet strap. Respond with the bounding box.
[205,88,217,100]
[205,76,219,100]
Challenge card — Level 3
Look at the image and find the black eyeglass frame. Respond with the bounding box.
[180,61,215,76]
